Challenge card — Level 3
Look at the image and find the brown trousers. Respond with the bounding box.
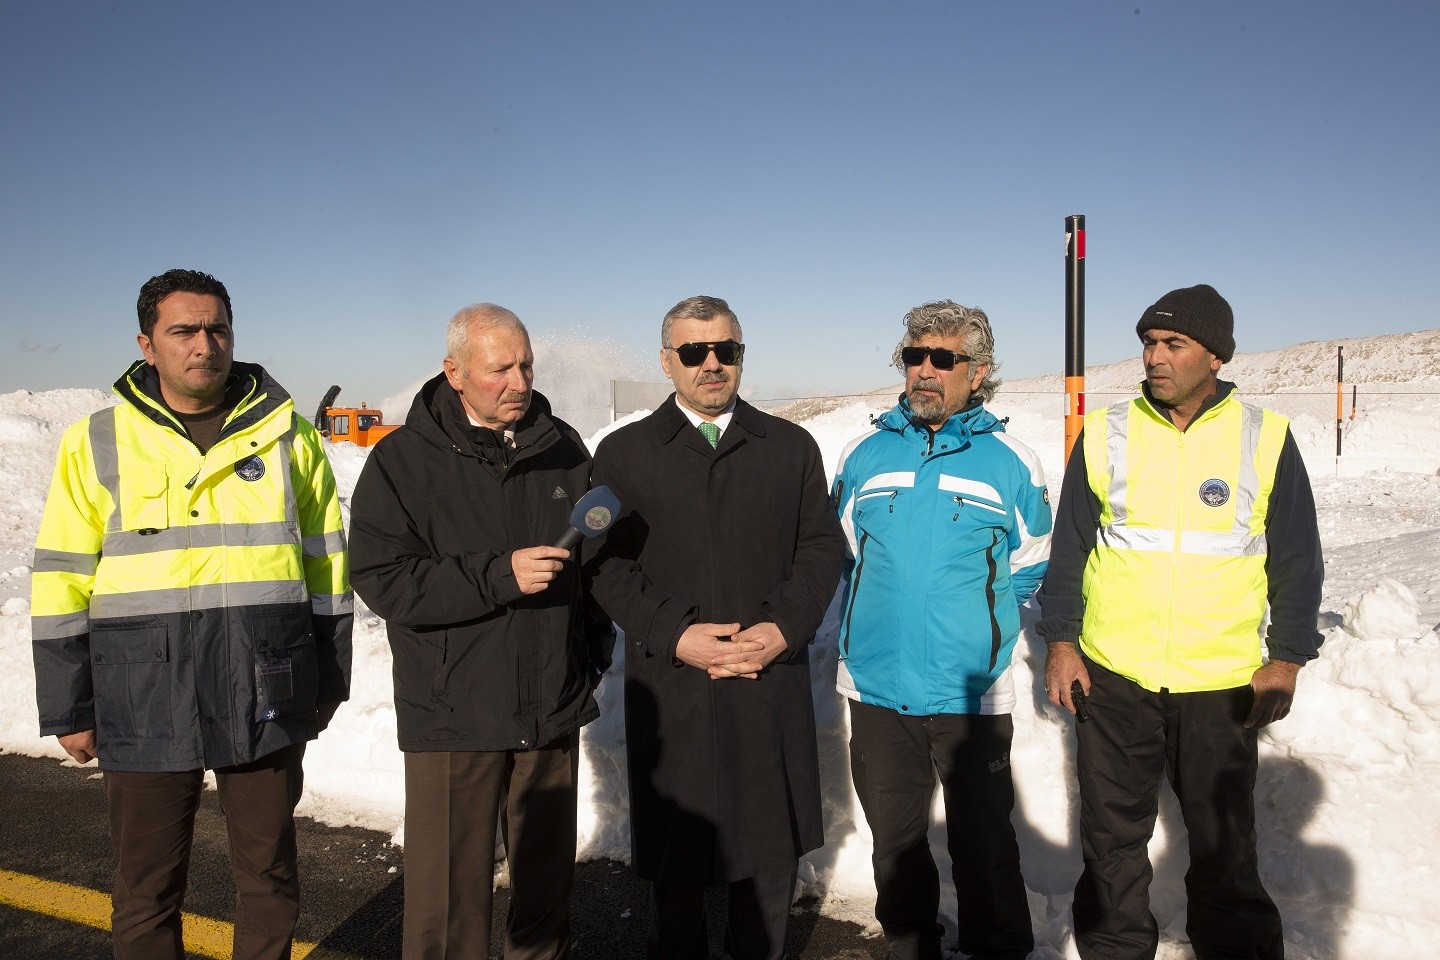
[103,743,306,960]
[402,734,579,960]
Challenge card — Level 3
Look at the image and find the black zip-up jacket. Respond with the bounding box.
[349,376,611,751]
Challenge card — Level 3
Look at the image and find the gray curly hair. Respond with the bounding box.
[892,300,1002,404]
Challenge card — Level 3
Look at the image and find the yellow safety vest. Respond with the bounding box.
[1079,390,1288,692]
[31,362,350,770]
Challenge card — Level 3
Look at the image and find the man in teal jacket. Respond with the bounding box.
[833,300,1051,960]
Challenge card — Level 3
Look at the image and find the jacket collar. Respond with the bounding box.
[875,395,1002,445]
[113,359,290,440]
[648,394,768,452]
[408,372,560,460]
[1138,378,1237,429]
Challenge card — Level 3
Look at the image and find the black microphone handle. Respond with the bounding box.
[554,527,583,552]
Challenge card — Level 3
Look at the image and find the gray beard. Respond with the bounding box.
[908,387,944,423]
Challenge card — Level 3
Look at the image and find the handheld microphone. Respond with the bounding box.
[554,485,622,551]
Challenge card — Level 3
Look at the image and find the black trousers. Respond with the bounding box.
[1073,662,1284,960]
[647,869,797,960]
[104,744,305,960]
[848,700,1033,960]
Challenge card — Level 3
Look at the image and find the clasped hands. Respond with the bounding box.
[676,621,787,680]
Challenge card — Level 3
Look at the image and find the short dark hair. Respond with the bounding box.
[137,269,232,337]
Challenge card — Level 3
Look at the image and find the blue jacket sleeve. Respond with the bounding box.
[831,443,860,584]
[1007,461,1052,605]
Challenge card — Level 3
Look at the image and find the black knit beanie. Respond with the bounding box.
[1135,284,1235,362]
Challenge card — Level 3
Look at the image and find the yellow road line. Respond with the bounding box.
[0,868,354,959]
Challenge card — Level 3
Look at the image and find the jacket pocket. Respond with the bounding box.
[92,624,172,740]
[124,471,169,532]
[428,630,453,706]
[251,616,320,723]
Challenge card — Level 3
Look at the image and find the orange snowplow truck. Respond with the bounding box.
[314,385,402,447]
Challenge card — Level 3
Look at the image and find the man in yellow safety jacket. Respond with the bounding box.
[30,268,352,960]
[1038,284,1323,960]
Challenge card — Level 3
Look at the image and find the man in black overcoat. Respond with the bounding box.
[587,295,845,960]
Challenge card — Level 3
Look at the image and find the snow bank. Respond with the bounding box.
[3,339,1439,958]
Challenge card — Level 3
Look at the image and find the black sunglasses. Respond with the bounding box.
[668,340,745,367]
[900,346,972,371]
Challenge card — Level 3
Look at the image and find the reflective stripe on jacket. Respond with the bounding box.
[1079,390,1287,692]
[31,360,352,771]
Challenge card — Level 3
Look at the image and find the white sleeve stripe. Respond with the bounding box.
[994,432,1047,487]
[860,471,916,492]
[1009,510,1051,571]
[840,489,859,554]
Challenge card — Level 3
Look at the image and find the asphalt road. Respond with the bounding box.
[1,752,883,958]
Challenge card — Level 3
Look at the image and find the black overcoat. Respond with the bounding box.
[587,397,845,886]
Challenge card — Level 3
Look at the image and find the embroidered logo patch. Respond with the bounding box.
[552,486,568,500]
[583,505,613,532]
[234,455,266,482]
[1198,478,1230,507]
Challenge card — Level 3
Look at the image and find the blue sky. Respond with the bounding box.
[2,1,1436,415]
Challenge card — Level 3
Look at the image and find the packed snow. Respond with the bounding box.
[3,331,1438,959]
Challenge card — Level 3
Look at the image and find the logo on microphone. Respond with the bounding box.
[584,506,612,531]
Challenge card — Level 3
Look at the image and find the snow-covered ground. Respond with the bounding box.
[3,331,1438,959]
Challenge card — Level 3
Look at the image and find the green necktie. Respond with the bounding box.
[698,421,720,448]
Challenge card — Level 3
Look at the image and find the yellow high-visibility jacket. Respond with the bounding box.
[1079,390,1289,692]
[31,360,352,771]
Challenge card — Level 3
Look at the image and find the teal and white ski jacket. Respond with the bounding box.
[832,398,1051,716]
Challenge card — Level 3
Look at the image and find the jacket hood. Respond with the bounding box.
[113,359,293,438]
[403,372,561,455]
[875,395,1003,445]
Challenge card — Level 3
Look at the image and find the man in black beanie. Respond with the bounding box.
[1036,284,1324,959]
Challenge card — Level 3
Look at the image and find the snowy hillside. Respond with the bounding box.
[2,333,1439,959]
[1008,327,1440,393]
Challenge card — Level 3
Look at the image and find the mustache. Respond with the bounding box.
[697,372,730,385]
[909,378,942,393]
[501,390,529,403]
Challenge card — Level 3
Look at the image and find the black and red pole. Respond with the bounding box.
[1335,346,1344,459]
[1064,215,1086,462]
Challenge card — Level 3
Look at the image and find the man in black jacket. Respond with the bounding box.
[349,303,611,960]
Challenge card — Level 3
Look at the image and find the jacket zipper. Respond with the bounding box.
[1164,431,1185,691]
